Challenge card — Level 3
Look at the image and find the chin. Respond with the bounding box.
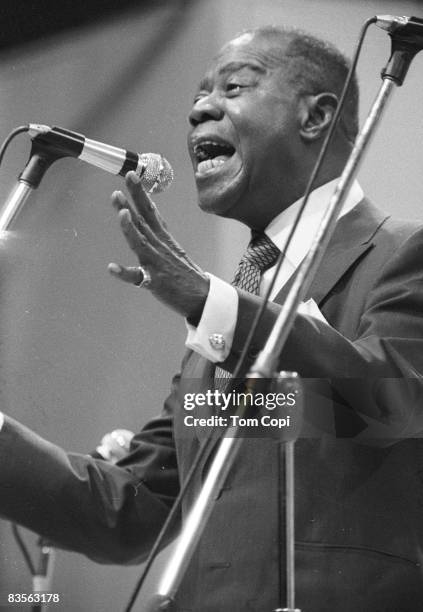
[195,174,248,221]
[196,192,238,221]
[197,193,228,216]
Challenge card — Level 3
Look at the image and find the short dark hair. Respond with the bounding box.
[241,26,359,142]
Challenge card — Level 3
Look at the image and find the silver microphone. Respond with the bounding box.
[28,124,174,193]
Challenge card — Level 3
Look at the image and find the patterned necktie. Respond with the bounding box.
[232,230,281,294]
[215,231,280,384]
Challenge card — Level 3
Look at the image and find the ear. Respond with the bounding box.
[298,93,338,142]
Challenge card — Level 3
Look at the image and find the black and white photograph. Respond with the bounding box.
[0,1,423,610]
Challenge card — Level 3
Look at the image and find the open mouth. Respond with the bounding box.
[193,139,236,175]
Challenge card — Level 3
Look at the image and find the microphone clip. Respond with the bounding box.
[19,135,72,189]
[379,16,423,85]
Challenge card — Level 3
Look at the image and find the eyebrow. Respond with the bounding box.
[217,61,267,77]
[198,61,266,91]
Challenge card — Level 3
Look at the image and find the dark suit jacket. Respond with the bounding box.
[2,199,423,611]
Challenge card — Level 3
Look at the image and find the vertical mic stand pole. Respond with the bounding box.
[32,538,56,612]
[144,28,423,612]
[284,441,298,612]
[272,373,302,612]
[0,181,33,231]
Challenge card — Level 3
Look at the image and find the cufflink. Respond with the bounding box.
[209,333,225,351]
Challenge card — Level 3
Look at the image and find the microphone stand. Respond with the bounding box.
[145,25,423,612]
[10,525,55,612]
[0,137,68,231]
[32,538,56,612]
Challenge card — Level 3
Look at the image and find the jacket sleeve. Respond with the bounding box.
[222,227,423,441]
[0,371,181,565]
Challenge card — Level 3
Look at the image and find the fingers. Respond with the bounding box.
[111,190,139,227]
[118,208,159,264]
[112,174,167,239]
[122,171,203,269]
[108,263,144,286]
[125,171,154,215]
[110,174,197,293]
[125,171,169,236]
[114,190,177,262]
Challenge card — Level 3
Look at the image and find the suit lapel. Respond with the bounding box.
[273,198,389,307]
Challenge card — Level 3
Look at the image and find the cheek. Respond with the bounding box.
[244,122,295,163]
[229,95,300,167]
[236,102,297,146]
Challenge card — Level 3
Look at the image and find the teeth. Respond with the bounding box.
[193,140,234,163]
[197,157,227,174]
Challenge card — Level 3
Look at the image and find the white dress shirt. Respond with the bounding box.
[185,178,364,362]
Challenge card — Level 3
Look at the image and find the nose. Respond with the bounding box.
[188,93,224,127]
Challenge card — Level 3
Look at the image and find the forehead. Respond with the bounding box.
[200,32,290,85]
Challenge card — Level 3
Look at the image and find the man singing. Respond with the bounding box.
[1,26,423,611]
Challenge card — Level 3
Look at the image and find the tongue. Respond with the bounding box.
[197,155,231,174]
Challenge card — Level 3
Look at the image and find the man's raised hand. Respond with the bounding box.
[108,171,209,321]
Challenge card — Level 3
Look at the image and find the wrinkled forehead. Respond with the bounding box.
[203,30,291,80]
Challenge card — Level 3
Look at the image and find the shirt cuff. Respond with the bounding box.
[0,412,4,431]
[185,273,238,362]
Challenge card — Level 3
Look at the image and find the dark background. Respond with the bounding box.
[0,1,156,50]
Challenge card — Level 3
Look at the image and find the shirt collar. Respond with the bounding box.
[265,178,364,268]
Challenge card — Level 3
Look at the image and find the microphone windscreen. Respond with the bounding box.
[140,153,174,194]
